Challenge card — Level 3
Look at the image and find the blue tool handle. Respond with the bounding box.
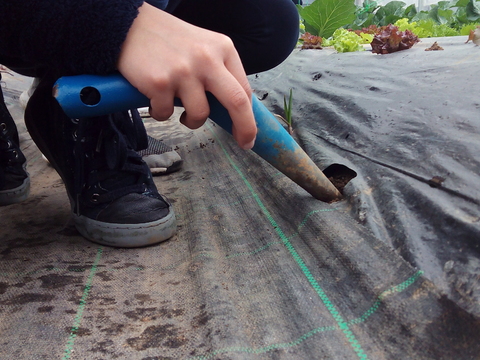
[54,74,233,129]
[53,73,297,163]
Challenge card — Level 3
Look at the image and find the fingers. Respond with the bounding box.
[176,80,210,129]
[205,69,257,150]
[149,94,175,121]
[152,80,256,151]
[117,5,256,149]
[208,37,257,149]
[222,45,253,103]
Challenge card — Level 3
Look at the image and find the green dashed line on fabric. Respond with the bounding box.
[62,246,103,360]
[285,208,338,241]
[189,269,424,360]
[189,325,339,360]
[208,124,368,360]
[348,270,424,325]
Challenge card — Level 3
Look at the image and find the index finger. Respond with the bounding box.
[205,70,257,150]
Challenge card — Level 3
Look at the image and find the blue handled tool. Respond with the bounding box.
[53,74,342,202]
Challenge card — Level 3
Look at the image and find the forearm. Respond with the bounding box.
[0,0,144,75]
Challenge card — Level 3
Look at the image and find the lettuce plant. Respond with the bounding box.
[323,28,368,52]
[370,24,420,53]
[395,17,461,36]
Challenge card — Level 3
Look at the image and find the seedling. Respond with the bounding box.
[275,89,294,135]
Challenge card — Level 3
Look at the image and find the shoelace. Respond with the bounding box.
[73,109,152,210]
[0,119,23,169]
[0,84,16,167]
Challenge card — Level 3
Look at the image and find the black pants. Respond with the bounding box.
[170,0,299,75]
[1,0,298,79]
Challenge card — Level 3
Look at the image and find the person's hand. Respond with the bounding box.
[117,2,257,150]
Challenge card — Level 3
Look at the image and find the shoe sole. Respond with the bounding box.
[0,176,30,206]
[149,159,184,176]
[73,207,177,248]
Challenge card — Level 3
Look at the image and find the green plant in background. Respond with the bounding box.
[353,0,380,28]
[296,0,357,38]
[410,0,480,26]
[394,17,461,36]
[333,0,419,29]
[296,0,480,53]
[346,0,480,30]
[323,28,374,52]
[460,22,480,33]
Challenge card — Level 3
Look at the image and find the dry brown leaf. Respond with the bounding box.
[425,41,444,51]
[465,26,480,46]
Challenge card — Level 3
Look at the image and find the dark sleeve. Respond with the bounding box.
[0,0,145,75]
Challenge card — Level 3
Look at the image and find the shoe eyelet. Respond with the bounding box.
[7,150,19,165]
[71,118,79,125]
[90,193,100,202]
[0,122,6,133]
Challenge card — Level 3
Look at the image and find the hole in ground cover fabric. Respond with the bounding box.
[323,163,357,193]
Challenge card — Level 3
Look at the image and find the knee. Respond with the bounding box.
[266,0,300,55]
[246,0,299,73]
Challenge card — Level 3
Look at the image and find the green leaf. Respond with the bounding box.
[455,6,469,23]
[384,14,403,24]
[298,0,357,38]
[304,21,319,35]
[466,0,480,20]
[372,1,406,25]
[438,8,454,23]
[460,22,478,34]
[412,10,430,21]
[437,0,456,9]
[454,0,470,7]
[404,4,418,20]
[351,12,376,29]
[382,1,407,16]
[428,5,444,23]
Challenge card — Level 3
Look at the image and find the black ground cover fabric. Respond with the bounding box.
[1,38,480,359]
[250,36,480,319]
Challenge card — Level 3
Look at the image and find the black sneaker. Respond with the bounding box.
[21,81,183,176]
[24,76,176,247]
[0,78,30,206]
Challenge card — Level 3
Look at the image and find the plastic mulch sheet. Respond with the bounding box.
[1,36,480,360]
